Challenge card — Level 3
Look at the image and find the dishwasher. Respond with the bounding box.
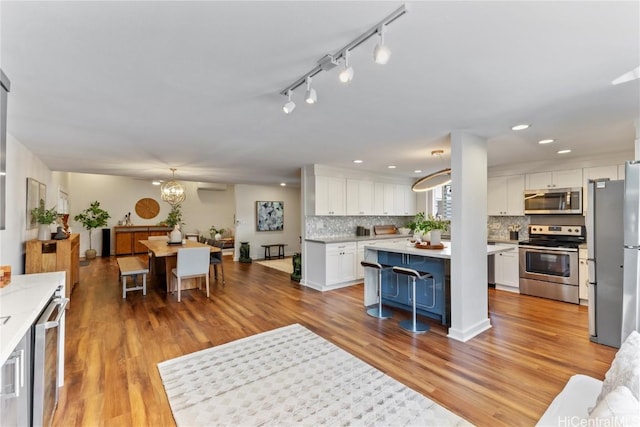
[0,328,31,426]
[32,293,68,427]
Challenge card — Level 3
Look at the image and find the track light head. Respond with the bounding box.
[339,50,354,83]
[305,77,317,104]
[373,26,391,64]
[283,90,296,114]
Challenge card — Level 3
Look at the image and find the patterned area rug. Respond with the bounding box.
[255,257,293,274]
[158,324,471,426]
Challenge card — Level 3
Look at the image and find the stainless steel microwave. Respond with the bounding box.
[524,187,582,214]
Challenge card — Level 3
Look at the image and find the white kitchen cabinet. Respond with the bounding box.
[488,175,524,216]
[582,165,619,214]
[394,184,416,216]
[356,240,380,279]
[346,179,373,216]
[494,244,519,292]
[526,169,583,189]
[326,242,357,285]
[315,176,346,215]
[373,182,395,215]
[579,248,588,303]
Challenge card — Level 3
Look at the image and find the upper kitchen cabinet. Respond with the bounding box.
[346,179,374,216]
[394,184,417,216]
[582,165,624,214]
[488,175,525,216]
[314,175,346,215]
[618,164,626,180]
[373,182,395,215]
[526,168,583,189]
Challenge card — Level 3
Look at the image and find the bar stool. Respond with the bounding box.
[361,261,393,319]
[392,266,431,334]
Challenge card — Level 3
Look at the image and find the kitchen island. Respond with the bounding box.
[363,241,514,325]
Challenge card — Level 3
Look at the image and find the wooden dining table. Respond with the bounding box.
[139,239,221,291]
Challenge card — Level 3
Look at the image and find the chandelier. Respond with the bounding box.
[161,168,186,206]
[412,150,452,192]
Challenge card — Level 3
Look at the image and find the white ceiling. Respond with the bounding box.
[2,1,639,186]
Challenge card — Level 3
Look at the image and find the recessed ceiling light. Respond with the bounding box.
[152,180,161,186]
[511,124,530,131]
[557,149,571,154]
[353,159,363,164]
[414,170,422,174]
[387,165,396,169]
[538,139,555,144]
[280,183,286,187]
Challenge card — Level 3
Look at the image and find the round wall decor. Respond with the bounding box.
[135,198,160,219]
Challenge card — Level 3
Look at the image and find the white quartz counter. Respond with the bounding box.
[364,241,515,259]
[0,272,65,364]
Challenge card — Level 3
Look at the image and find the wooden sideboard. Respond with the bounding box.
[25,233,80,299]
[114,225,171,255]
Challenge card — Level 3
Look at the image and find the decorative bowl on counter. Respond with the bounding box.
[398,227,411,235]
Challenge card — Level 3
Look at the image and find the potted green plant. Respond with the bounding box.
[164,204,183,228]
[74,201,111,259]
[31,199,58,240]
[209,226,225,240]
[407,212,450,244]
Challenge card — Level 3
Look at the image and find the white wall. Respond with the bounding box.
[0,133,63,272]
[67,174,236,255]
[234,184,301,261]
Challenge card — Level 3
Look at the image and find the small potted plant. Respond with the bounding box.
[209,226,225,240]
[74,201,111,260]
[31,199,58,240]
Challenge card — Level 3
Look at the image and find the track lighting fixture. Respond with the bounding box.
[282,90,296,114]
[280,4,408,114]
[305,77,317,104]
[373,26,391,65]
[339,51,354,83]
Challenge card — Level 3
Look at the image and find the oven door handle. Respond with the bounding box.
[37,297,69,330]
[520,246,578,253]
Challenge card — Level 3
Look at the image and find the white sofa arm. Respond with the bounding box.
[536,374,603,427]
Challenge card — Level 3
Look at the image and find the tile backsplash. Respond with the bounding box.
[306,216,411,239]
[488,216,530,241]
[306,215,530,241]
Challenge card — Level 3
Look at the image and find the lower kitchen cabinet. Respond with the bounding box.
[494,244,519,292]
[305,241,358,290]
[579,248,588,303]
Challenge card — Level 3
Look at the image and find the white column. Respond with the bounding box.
[635,118,639,160]
[447,131,490,342]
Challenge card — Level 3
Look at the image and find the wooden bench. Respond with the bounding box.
[261,244,287,260]
[116,257,148,298]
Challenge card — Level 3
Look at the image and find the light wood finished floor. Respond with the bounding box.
[54,256,617,426]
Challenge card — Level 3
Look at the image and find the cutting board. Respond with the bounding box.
[374,225,398,235]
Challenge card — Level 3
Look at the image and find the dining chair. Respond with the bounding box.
[170,246,211,302]
[206,239,226,286]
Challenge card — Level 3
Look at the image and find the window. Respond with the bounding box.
[431,184,452,220]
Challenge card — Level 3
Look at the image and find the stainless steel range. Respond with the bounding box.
[519,224,585,304]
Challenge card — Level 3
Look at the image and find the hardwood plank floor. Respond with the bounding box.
[53,255,617,426]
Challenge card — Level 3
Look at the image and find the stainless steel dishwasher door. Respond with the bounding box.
[32,296,68,427]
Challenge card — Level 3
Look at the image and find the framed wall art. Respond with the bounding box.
[26,177,46,229]
[256,201,284,231]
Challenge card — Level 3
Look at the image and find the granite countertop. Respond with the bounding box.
[0,272,65,364]
[487,237,521,244]
[307,234,521,245]
[363,240,516,259]
[305,233,413,244]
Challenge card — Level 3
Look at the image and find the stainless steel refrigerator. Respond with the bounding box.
[622,160,640,343]
[587,179,625,348]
